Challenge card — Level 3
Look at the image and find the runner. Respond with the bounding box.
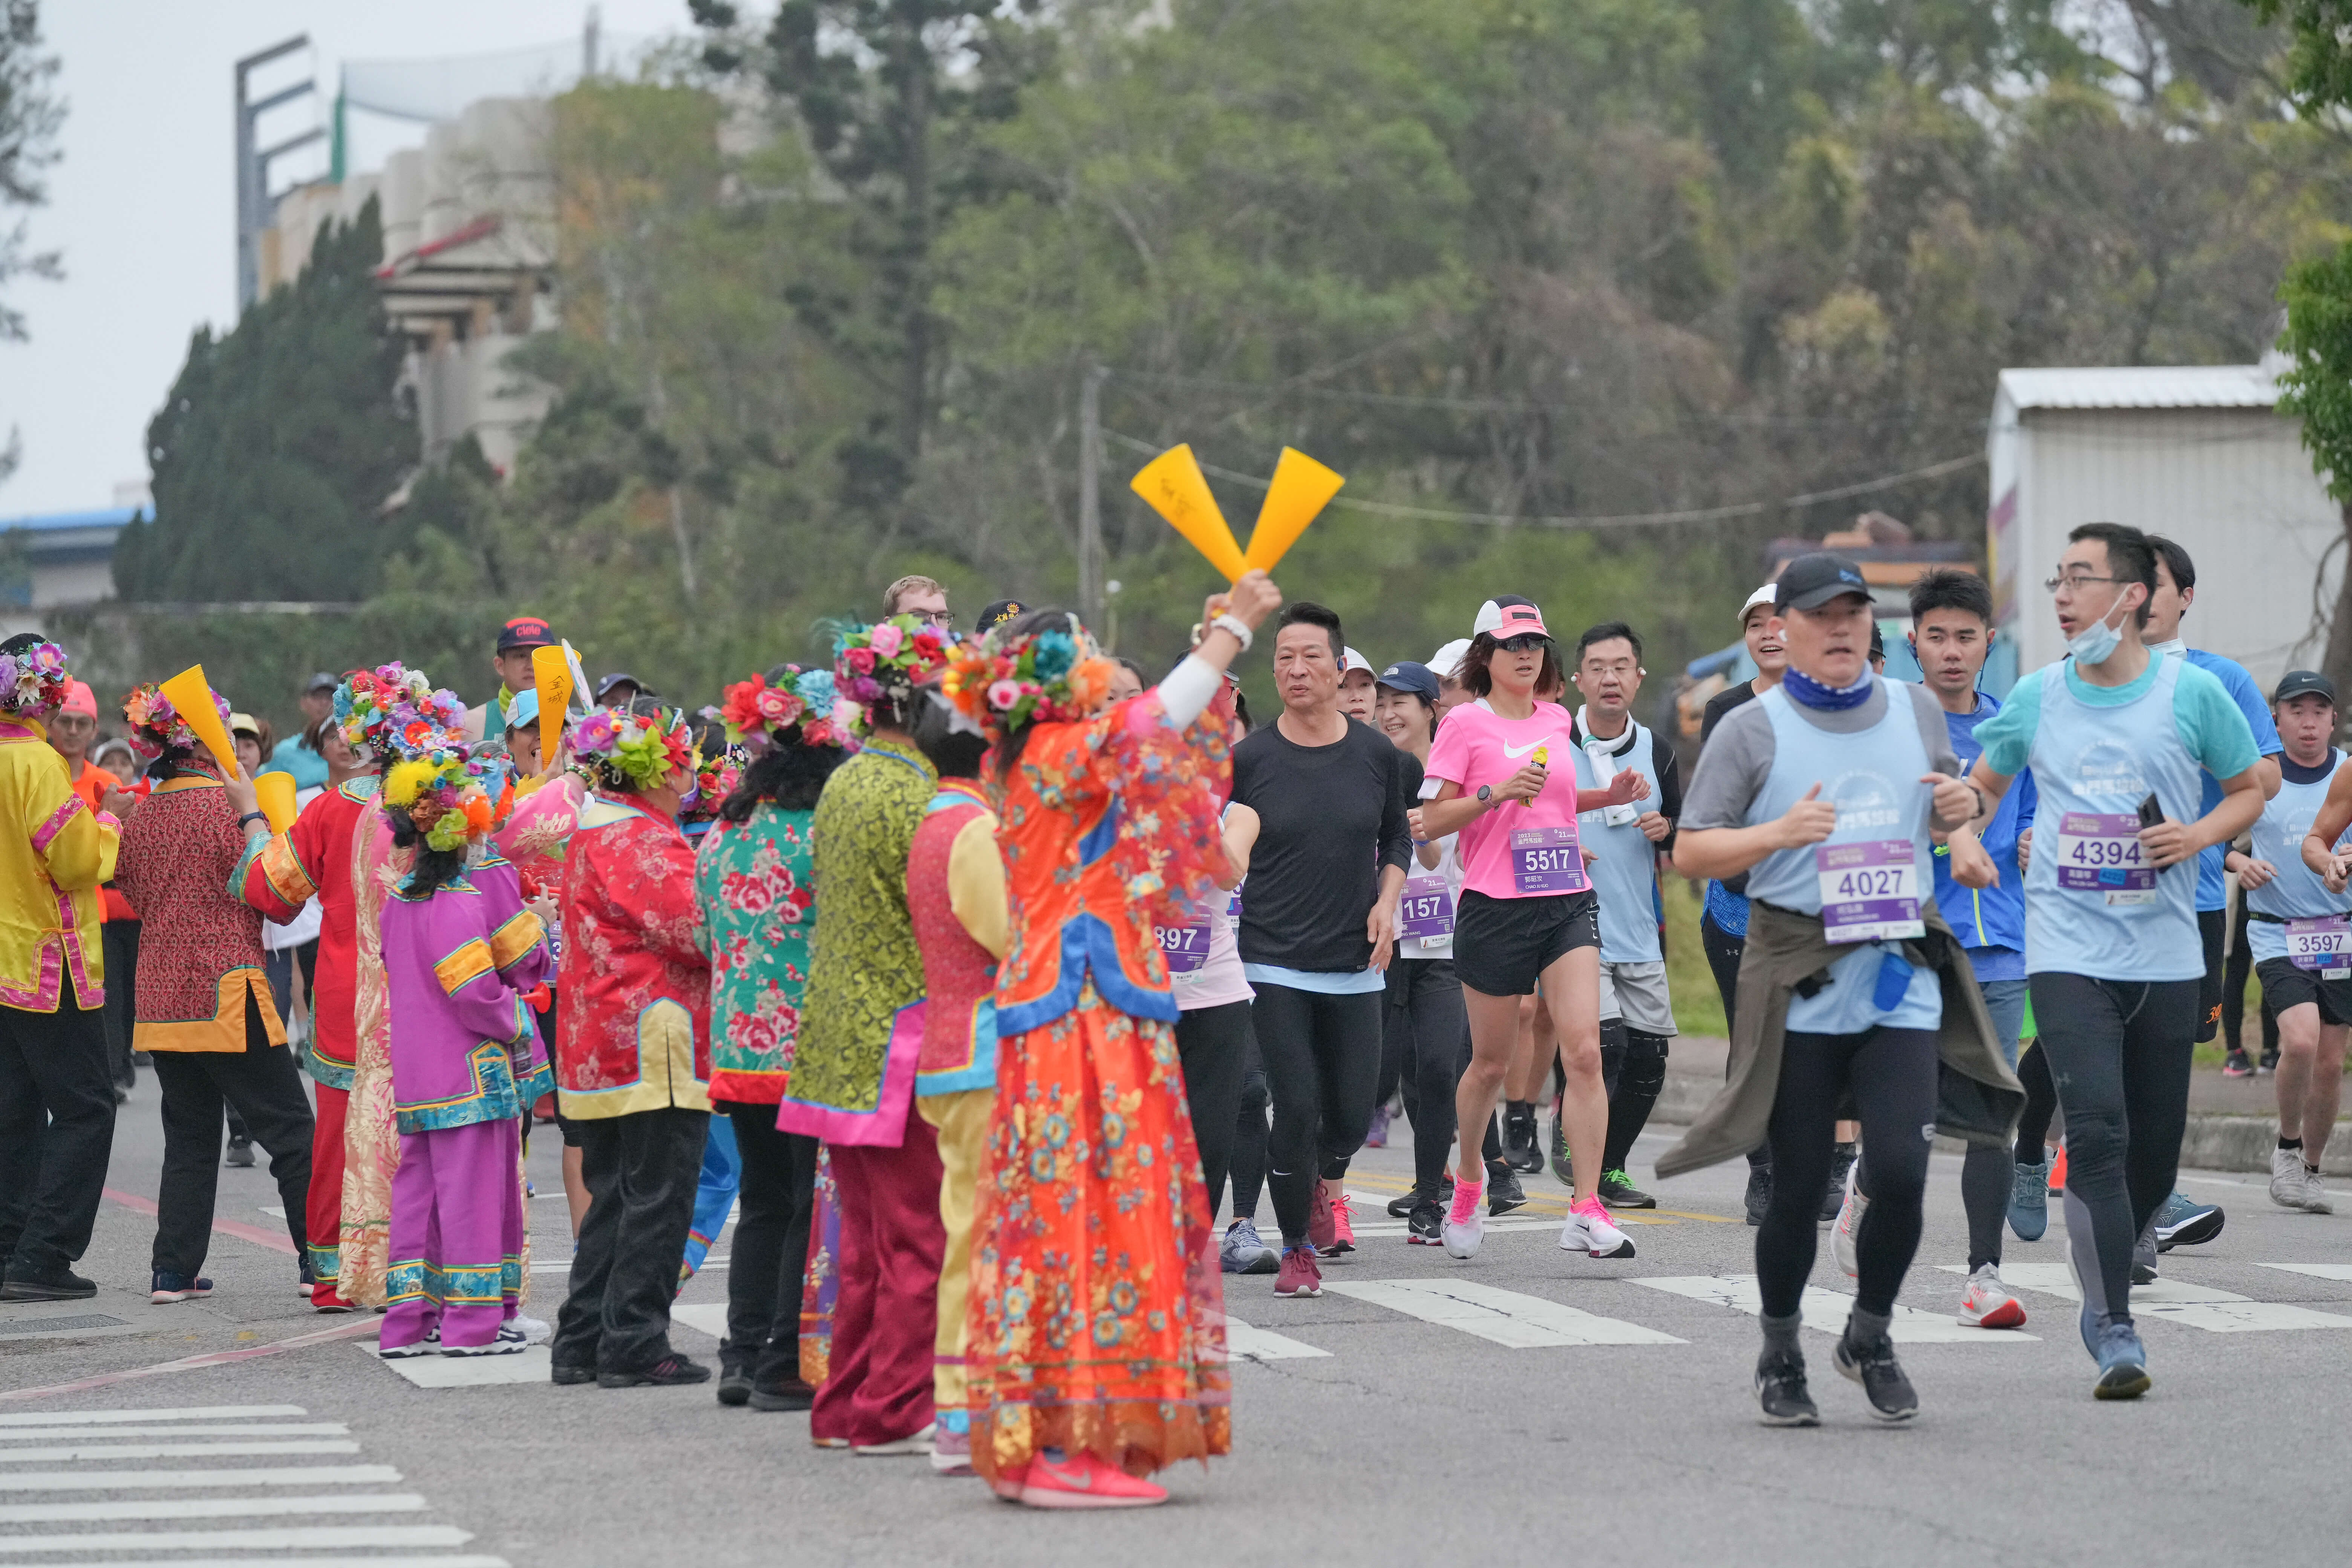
[1664,553,2010,1425]
[1416,595,1645,1262]
[2242,670,2352,1211]
[1228,602,1412,1296]
[1961,522,2264,1398]
[462,616,559,744]
[1566,621,1680,1209]
[1338,646,1378,724]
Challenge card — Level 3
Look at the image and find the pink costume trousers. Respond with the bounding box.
[381,1117,523,1351]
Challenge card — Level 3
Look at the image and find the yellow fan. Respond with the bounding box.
[532,645,573,754]
[158,666,241,782]
[1130,445,1249,583]
[1242,447,1346,575]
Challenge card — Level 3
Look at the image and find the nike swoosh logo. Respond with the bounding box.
[1502,739,1553,759]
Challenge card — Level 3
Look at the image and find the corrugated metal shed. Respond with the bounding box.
[1997,364,2279,411]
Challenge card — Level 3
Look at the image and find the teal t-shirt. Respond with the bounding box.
[1973,653,2260,786]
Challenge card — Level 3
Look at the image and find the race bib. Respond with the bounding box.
[2288,915,2352,977]
[1815,839,1924,945]
[1156,914,1211,976]
[1511,827,1588,895]
[2055,812,2155,905]
[1399,874,1455,940]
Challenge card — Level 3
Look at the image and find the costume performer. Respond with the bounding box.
[548,699,715,1388]
[374,732,553,1357]
[695,665,851,1410]
[939,570,1280,1508]
[778,614,954,1453]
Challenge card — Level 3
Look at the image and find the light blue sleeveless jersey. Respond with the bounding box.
[2245,751,2352,965]
[1573,722,1663,964]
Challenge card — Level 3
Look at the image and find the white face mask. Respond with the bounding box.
[2066,596,2130,667]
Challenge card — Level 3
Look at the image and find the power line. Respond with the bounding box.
[1098,429,1986,531]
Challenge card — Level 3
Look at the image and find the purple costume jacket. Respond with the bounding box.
[381,852,553,1135]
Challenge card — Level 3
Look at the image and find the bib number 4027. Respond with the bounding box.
[1815,839,1923,945]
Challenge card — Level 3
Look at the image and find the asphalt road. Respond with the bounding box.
[7,1070,2352,1567]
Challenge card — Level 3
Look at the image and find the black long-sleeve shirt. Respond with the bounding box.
[1230,718,1412,973]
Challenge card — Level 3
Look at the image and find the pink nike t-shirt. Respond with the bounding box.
[1424,699,1589,902]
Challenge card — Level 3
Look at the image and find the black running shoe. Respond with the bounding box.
[1504,1107,1544,1174]
[716,1347,752,1407]
[1386,1185,1427,1219]
[1598,1168,1656,1210]
[0,1269,96,1302]
[598,1354,712,1389]
[2259,1045,2281,1074]
[1820,1142,1857,1223]
[551,1362,598,1386]
[1744,1161,1773,1227]
[1755,1351,1819,1427]
[1485,1160,1528,1216]
[1407,1198,1444,1245]
[1833,1330,1919,1423]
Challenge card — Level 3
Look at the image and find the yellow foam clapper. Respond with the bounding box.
[159,666,241,781]
[1241,447,1345,576]
[253,772,298,833]
[1130,444,1249,583]
[532,645,572,750]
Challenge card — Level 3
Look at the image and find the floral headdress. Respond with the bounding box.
[0,640,71,718]
[571,704,695,794]
[121,679,234,761]
[335,663,465,762]
[939,612,1117,737]
[718,665,858,755]
[381,733,514,855]
[679,742,746,825]
[832,615,952,732]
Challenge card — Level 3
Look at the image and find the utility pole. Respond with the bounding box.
[1077,363,1109,630]
[234,36,321,312]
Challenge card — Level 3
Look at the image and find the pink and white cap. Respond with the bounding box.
[1472,595,1548,639]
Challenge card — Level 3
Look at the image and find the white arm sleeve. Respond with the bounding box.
[1154,654,1223,730]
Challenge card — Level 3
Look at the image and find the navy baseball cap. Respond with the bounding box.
[1376,660,1440,704]
[496,616,556,653]
[1775,553,1870,613]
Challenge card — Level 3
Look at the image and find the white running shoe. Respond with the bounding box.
[1441,1173,1486,1260]
[2272,1147,2308,1211]
[1958,1262,2027,1329]
[2304,1165,2333,1215]
[1558,1195,1636,1259]
[1831,1159,1868,1278]
[511,1315,552,1345]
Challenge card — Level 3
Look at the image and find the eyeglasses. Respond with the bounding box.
[1496,633,1550,654]
[2043,573,2117,595]
[913,610,955,630]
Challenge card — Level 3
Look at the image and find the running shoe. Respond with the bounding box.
[1385,1187,1421,1219]
[1220,1218,1279,1275]
[1485,1160,1528,1216]
[2260,1045,2281,1074]
[1558,1194,1636,1259]
[1505,1105,1544,1173]
[597,1354,712,1387]
[1549,1110,1573,1189]
[1831,1161,1868,1279]
[1441,1173,1487,1259]
[717,1346,753,1406]
[1755,1350,1819,1426]
[149,1271,213,1305]
[224,1135,255,1168]
[1743,1158,1773,1227]
[1274,1242,1324,1297]
[853,1421,937,1456]
[1958,1263,2026,1329]
[1018,1449,1168,1509]
[2222,1047,2255,1078]
[0,1268,95,1302]
[2091,1320,2150,1400]
[1833,1326,1918,1423]
[1364,1104,1391,1149]
[1306,1182,1336,1253]
[1406,1197,1444,1245]
[512,1315,552,1345]
[2047,1143,2067,1196]
[1819,1142,1857,1223]
[2303,1167,2332,1215]
[930,1421,974,1476]
[309,1285,356,1314]
[378,1333,438,1360]
[1597,1168,1655,1209]
[2151,1191,2224,1250]
[1319,1188,1356,1259]
[298,1256,315,1298]
[2008,1158,2050,1242]
[2272,1147,2309,1211]
[2131,1227,2159,1285]
[445,1328,529,1358]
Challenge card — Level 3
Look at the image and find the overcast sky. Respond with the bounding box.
[0,0,692,521]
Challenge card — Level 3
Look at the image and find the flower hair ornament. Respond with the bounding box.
[939,612,1117,738]
[121,679,234,761]
[381,736,514,856]
[570,703,695,794]
[0,640,71,718]
[336,663,465,762]
[680,742,748,825]
[831,615,952,733]
[718,665,858,755]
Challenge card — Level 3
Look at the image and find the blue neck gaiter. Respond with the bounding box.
[1782,666,1874,711]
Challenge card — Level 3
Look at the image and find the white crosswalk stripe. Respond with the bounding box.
[1223,1317,1332,1361]
[2254,1262,2352,1284]
[1943,1262,2352,1332]
[1324,1279,1684,1347]
[0,1404,500,1568]
[1631,1275,2040,1342]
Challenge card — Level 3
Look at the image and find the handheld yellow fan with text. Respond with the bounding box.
[1129,445,1250,583]
[532,645,573,756]
[158,666,241,782]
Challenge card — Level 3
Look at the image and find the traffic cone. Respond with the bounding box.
[2047,1141,2067,1197]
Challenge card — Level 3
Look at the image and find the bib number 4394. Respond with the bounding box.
[2055,812,2155,906]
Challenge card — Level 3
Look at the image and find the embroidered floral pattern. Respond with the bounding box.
[695,804,816,1104]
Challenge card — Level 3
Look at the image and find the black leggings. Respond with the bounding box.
[2031,973,2199,1326]
[1603,1029,1670,1172]
[1757,1026,1936,1319]
[1228,1040,1270,1221]
[720,1102,818,1391]
[1254,983,1383,1246]
[2013,1040,2058,1164]
[2221,899,2278,1057]
[1386,959,1467,1194]
[1176,1000,1255,1218]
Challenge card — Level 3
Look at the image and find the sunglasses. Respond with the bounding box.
[1495,633,1550,654]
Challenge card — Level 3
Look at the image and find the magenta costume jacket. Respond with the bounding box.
[381,851,554,1135]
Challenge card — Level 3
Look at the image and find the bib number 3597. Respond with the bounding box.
[1815,839,1924,945]
[2288,915,2352,978]
[1156,916,1210,975]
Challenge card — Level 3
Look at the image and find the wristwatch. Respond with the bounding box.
[237,811,268,830]
[1475,784,1493,809]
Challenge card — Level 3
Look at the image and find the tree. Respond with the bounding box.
[113,199,412,602]
[0,0,64,486]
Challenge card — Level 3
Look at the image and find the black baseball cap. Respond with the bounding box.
[1775,553,1871,613]
[977,598,1026,631]
[2275,669,2337,705]
[303,671,337,694]
[596,672,651,702]
[496,616,557,654]
[1375,660,1439,704]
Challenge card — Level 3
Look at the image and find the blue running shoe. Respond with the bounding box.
[2151,1191,2223,1251]
[2009,1158,2049,1242]
[1220,1218,1278,1275]
[2092,1321,2150,1400]
[150,1271,213,1305]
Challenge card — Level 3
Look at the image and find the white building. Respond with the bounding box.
[1987,363,2345,694]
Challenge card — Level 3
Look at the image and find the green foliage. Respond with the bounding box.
[2275,241,2352,501]
[2242,0,2352,109]
[116,198,412,602]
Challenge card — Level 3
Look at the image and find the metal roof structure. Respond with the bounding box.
[1995,364,2279,412]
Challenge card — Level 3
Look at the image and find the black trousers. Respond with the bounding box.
[555,1106,708,1373]
[1387,958,1467,1194]
[2195,906,2226,1044]
[100,920,139,1089]
[0,975,116,1279]
[1229,1035,1270,1220]
[1253,983,1383,1246]
[1176,999,1255,1216]
[262,940,319,1029]
[720,1102,818,1391]
[2014,1039,2058,1164]
[149,995,313,1275]
[2221,899,2278,1057]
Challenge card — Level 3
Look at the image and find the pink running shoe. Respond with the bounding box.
[1274,1242,1323,1298]
[1307,1181,1336,1252]
[1018,1449,1168,1509]
[1557,1194,1636,1259]
[1319,1187,1356,1259]
[1441,1171,1486,1259]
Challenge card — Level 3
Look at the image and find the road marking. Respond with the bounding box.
[1221,1317,1331,1361]
[54,1560,504,1568]
[362,1343,550,1389]
[1631,1275,2038,1343]
[0,1524,471,1554]
[2254,1263,2352,1283]
[0,1320,381,1405]
[0,1441,361,1464]
[0,1493,427,1524]
[0,1406,306,1428]
[0,1424,347,1442]
[1323,1279,1683,1348]
[103,1187,297,1257]
[1339,1182,1735,1226]
[1954,1261,2352,1332]
[1351,1217,1565,1239]
[670,1304,728,1341]
[0,1466,402,1493]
